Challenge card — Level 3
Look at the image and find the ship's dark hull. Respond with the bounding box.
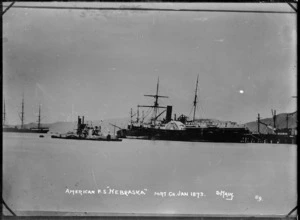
[117,126,250,143]
[51,135,122,142]
[2,127,49,133]
[118,126,297,144]
[184,127,250,143]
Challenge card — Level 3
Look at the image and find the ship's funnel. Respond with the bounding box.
[78,116,81,127]
[166,105,172,122]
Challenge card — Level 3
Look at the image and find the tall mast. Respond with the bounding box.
[3,99,6,126]
[136,106,139,123]
[271,109,276,129]
[193,75,199,121]
[292,96,297,124]
[130,108,133,126]
[21,94,24,129]
[154,77,160,119]
[257,113,260,134]
[38,104,41,129]
[138,77,168,125]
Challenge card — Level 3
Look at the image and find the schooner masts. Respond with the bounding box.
[192,75,199,121]
[17,94,43,129]
[3,94,46,130]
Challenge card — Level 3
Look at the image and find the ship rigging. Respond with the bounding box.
[2,95,49,133]
[192,74,199,122]
[135,77,169,126]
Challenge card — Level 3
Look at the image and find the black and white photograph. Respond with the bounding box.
[2,1,297,218]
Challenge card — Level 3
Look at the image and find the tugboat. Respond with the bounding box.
[51,116,122,142]
[2,96,49,133]
[117,76,250,143]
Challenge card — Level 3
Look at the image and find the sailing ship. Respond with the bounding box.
[117,76,250,143]
[2,96,49,133]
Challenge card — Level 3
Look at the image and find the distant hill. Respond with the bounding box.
[244,112,297,134]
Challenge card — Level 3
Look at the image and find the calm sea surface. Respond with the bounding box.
[2,132,297,216]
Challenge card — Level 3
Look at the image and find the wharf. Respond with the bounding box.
[242,133,296,144]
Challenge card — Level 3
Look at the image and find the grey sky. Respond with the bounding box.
[2,3,297,124]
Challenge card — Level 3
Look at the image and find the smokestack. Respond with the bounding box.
[257,113,260,134]
[273,110,276,129]
[166,106,172,122]
[82,116,85,125]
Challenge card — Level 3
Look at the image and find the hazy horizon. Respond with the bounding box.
[3,2,297,125]
[4,111,298,127]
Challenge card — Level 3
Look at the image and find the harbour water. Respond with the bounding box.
[2,132,297,216]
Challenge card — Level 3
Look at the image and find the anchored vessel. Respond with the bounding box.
[117,77,250,143]
[51,116,122,142]
[2,97,49,133]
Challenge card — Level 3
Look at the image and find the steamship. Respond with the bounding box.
[117,77,250,143]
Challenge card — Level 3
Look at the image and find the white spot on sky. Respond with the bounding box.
[239,90,244,94]
[215,39,224,42]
